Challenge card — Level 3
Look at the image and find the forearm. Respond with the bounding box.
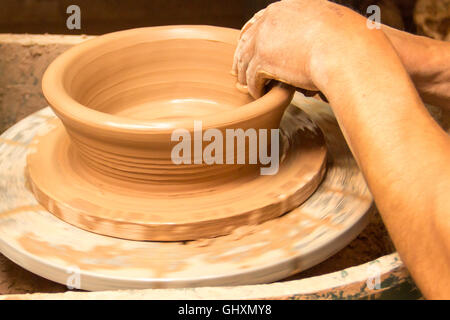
[234,0,450,298]
[383,25,450,108]
[313,28,450,299]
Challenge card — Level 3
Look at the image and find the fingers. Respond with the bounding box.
[237,55,251,85]
[236,39,255,85]
[232,34,253,81]
[240,9,265,39]
[232,32,250,77]
[231,48,239,76]
[232,9,265,77]
[246,59,268,99]
[232,26,257,84]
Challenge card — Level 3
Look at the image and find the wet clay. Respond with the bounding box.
[0,98,372,290]
[27,108,327,241]
[41,26,295,183]
[27,26,327,241]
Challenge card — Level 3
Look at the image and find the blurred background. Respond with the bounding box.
[0,0,448,40]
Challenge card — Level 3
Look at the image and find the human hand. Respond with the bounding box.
[232,0,369,98]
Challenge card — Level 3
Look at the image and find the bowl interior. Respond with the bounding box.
[64,38,253,122]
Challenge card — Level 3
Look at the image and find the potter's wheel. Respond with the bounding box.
[0,95,373,291]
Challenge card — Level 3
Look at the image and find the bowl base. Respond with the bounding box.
[26,106,327,241]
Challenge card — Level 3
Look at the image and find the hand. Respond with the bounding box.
[232,0,370,98]
[238,1,450,300]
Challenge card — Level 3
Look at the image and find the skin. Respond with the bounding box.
[382,25,450,109]
[233,0,450,299]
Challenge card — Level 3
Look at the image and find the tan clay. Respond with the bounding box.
[0,97,372,290]
[28,26,327,241]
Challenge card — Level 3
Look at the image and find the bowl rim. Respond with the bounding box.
[42,25,294,134]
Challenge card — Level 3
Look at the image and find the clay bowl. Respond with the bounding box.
[42,25,294,184]
[33,25,328,241]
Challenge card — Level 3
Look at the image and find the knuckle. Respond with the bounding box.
[255,48,270,63]
[266,2,276,12]
[265,2,281,14]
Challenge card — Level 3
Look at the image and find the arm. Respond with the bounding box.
[234,0,450,298]
[383,25,450,108]
[321,27,450,300]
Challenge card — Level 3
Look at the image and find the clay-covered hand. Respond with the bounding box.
[232,0,368,98]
